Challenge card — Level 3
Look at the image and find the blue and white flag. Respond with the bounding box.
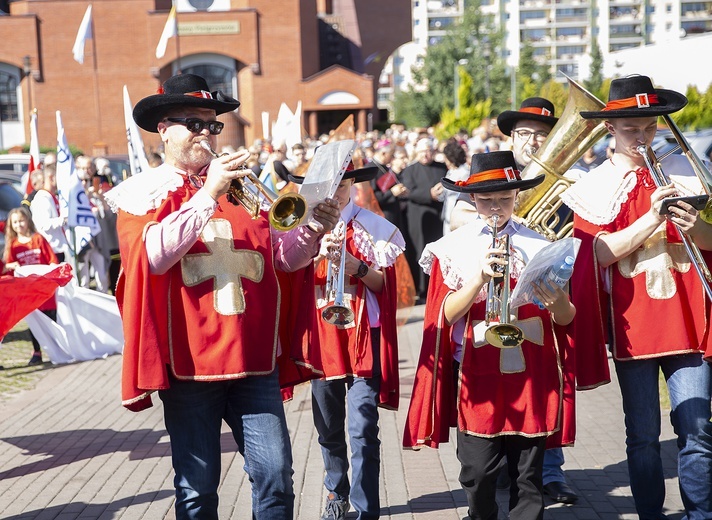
[55,111,101,255]
[123,85,150,176]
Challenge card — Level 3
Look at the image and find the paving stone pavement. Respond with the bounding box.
[0,306,685,519]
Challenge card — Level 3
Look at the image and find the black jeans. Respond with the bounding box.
[457,431,546,520]
[30,308,57,353]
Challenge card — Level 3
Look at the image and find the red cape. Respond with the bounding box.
[570,179,712,365]
[0,264,73,339]
[403,258,578,449]
[276,264,323,401]
[297,228,401,410]
[115,179,295,411]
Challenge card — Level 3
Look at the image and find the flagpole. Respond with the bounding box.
[90,6,103,143]
[174,1,182,73]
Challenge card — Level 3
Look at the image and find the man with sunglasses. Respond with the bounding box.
[104,73,340,519]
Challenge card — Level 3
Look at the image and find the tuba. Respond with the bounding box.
[201,141,307,231]
[515,77,608,239]
[484,215,524,348]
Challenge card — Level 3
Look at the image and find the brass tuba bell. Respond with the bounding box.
[515,77,608,239]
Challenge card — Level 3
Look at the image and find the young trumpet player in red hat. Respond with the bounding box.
[560,74,712,520]
[403,150,607,520]
[291,164,405,520]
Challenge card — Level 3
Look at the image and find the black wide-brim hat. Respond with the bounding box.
[442,150,545,193]
[581,75,687,119]
[496,97,559,136]
[289,163,378,185]
[133,73,241,132]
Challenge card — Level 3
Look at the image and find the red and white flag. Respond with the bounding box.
[72,5,93,65]
[156,6,177,59]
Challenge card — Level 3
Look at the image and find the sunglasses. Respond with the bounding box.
[165,117,224,135]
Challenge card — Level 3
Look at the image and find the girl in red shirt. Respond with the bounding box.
[3,206,58,365]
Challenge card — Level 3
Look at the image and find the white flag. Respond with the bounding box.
[156,6,177,59]
[55,111,101,256]
[72,5,93,64]
[21,110,41,195]
[123,86,150,176]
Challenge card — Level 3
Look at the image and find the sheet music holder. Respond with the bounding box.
[298,139,356,228]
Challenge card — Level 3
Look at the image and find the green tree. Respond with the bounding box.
[584,38,604,96]
[405,0,510,127]
[539,80,568,117]
[393,88,432,128]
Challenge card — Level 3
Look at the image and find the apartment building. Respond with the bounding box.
[380,0,712,113]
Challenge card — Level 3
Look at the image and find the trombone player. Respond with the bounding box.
[403,151,583,520]
[560,75,712,520]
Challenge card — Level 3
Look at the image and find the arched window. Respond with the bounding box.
[0,71,19,122]
[182,64,234,98]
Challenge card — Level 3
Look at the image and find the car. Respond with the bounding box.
[0,153,44,176]
[654,128,712,166]
[99,154,131,187]
[0,178,24,253]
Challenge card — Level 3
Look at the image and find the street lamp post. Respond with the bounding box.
[454,58,468,119]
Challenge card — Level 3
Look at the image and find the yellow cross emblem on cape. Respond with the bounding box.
[618,227,689,299]
[181,219,265,315]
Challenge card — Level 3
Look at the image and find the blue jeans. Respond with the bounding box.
[311,373,381,519]
[158,370,294,520]
[542,448,565,486]
[615,354,712,520]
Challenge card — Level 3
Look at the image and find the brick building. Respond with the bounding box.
[0,0,411,155]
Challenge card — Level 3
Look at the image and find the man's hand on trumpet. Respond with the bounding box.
[203,148,252,201]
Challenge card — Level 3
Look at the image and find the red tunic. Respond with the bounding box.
[403,258,576,449]
[305,220,401,410]
[6,233,58,311]
[115,176,283,411]
[570,168,711,361]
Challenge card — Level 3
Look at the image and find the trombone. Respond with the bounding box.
[322,224,355,326]
[637,137,712,301]
[200,141,307,231]
[484,215,525,348]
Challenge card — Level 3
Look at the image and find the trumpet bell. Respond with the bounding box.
[485,323,524,349]
[269,192,307,231]
[322,304,355,326]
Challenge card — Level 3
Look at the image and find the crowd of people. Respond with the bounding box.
[4,70,712,520]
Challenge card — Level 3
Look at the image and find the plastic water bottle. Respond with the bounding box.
[533,256,575,309]
[548,255,575,288]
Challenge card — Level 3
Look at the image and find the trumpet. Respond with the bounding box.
[200,141,307,231]
[484,215,525,348]
[322,224,355,326]
[636,142,712,301]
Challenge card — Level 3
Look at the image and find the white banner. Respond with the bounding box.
[123,85,150,175]
[24,281,124,364]
[55,111,101,255]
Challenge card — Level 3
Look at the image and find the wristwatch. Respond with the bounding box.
[354,261,369,279]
